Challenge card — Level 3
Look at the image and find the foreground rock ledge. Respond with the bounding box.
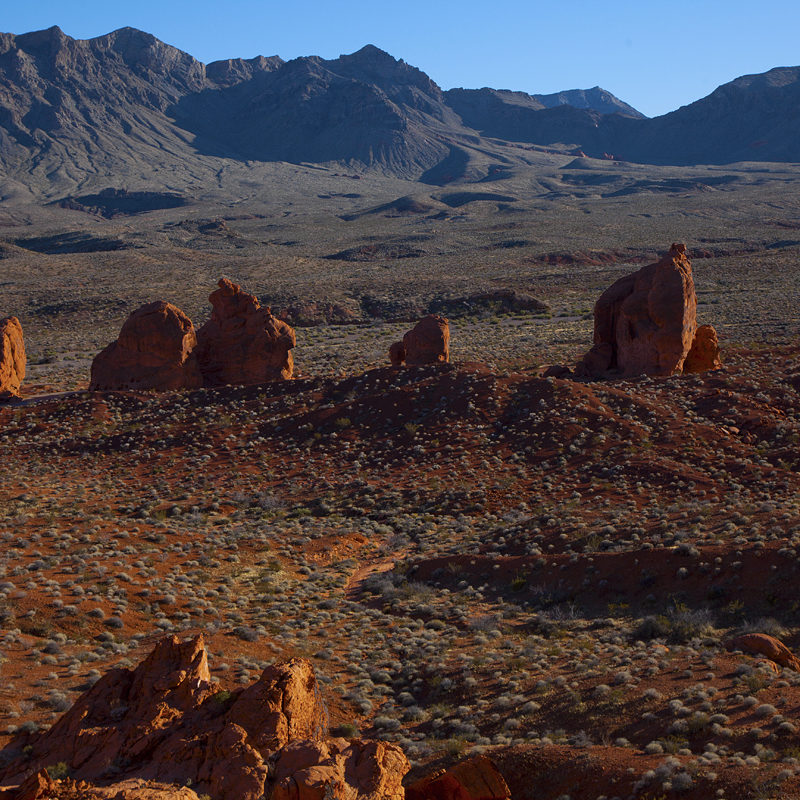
[0,316,25,399]
[0,635,407,800]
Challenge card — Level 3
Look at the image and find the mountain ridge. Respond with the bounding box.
[1,25,799,198]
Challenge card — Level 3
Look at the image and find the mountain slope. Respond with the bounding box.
[0,26,214,193]
[171,44,461,175]
[0,29,476,190]
[445,88,620,150]
[446,68,800,165]
[1,25,799,200]
[615,66,800,164]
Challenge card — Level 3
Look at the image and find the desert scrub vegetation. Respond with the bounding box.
[3,345,800,784]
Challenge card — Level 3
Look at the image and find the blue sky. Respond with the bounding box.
[3,0,798,117]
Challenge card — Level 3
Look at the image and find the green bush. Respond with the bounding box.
[46,762,70,780]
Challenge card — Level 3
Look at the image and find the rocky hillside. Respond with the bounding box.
[619,66,800,164]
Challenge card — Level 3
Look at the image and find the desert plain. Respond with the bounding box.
[3,120,800,798]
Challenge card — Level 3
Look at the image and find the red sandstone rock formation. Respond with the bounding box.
[406,755,511,800]
[577,243,697,378]
[727,633,800,673]
[89,302,202,391]
[1,777,203,799]
[0,635,408,800]
[271,739,408,800]
[12,769,56,800]
[577,244,721,378]
[684,323,722,373]
[0,317,25,399]
[196,279,296,385]
[391,315,450,366]
[7,635,214,781]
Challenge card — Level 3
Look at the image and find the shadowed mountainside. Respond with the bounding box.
[1,26,800,200]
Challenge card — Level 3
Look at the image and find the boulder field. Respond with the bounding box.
[87,246,722,391]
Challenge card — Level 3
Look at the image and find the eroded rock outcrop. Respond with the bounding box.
[197,279,296,385]
[406,755,511,800]
[0,317,25,399]
[89,301,202,391]
[91,280,297,392]
[727,633,800,673]
[12,768,56,800]
[684,323,722,373]
[1,776,201,800]
[5,635,214,782]
[271,739,407,800]
[0,635,407,800]
[577,244,720,378]
[390,315,449,366]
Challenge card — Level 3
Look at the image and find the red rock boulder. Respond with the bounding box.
[391,315,449,366]
[270,738,408,800]
[12,769,56,800]
[577,244,699,377]
[196,279,296,385]
[86,781,200,799]
[9,634,214,781]
[3,778,203,799]
[727,633,800,673]
[406,755,511,800]
[0,317,25,399]
[171,657,329,800]
[684,323,722,373]
[90,302,202,391]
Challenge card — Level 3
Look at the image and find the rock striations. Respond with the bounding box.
[0,635,409,800]
[90,280,296,392]
[89,301,202,392]
[577,244,721,378]
[0,316,25,399]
